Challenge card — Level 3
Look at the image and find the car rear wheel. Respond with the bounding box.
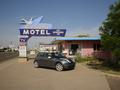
[34,61,39,68]
[56,63,63,71]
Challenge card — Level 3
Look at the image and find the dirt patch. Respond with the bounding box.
[106,76,120,90]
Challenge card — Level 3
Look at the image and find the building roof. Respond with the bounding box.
[55,37,101,41]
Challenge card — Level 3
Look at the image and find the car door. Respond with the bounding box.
[38,53,52,67]
[46,58,56,68]
[37,52,46,67]
[42,53,55,68]
[41,53,50,67]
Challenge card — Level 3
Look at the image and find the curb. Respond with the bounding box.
[103,72,120,78]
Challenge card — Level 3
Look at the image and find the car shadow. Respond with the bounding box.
[37,66,75,72]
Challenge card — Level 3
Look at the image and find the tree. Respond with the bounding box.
[76,34,90,37]
[99,0,120,64]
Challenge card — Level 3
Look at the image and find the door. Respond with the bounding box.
[39,53,54,68]
[71,44,79,55]
[37,53,46,67]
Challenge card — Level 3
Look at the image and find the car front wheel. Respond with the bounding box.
[56,63,63,71]
[34,61,39,68]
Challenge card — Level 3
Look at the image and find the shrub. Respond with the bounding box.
[75,53,95,63]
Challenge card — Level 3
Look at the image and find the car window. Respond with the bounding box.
[37,52,65,58]
[43,53,48,57]
[37,52,44,57]
[51,52,65,58]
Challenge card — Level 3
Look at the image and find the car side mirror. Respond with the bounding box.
[48,56,51,59]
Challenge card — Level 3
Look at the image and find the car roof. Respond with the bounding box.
[38,51,60,54]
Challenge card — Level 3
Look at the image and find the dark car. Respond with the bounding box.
[33,52,75,71]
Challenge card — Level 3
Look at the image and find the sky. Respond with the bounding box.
[0,0,116,48]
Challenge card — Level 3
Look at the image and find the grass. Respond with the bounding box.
[75,53,120,75]
[87,59,120,75]
[74,53,95,63]
[101,68,120,75]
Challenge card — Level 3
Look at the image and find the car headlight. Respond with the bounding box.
[64,59,71,63]
[66,59,71,63]
[62,59,71,64]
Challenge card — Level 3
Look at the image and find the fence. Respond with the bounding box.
[93,51,111,59]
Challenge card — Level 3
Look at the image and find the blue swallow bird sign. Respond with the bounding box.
[19,16,66,58]
[19,16,66,42]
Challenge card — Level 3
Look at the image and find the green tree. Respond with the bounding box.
[99,0,120,64]
[76,34,90,37]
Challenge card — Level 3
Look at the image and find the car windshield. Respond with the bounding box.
[50,53,65,58]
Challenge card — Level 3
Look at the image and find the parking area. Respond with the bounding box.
[0,58,110,90]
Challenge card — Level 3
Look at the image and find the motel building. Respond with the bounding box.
[54,37,111,59]
[39,44,58,52]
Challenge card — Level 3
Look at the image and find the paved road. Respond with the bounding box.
[0,58,110,90]
[107,76,120,90]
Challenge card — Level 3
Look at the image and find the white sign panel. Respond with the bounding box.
[19,45,27,57]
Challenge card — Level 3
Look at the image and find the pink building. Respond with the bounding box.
[55,37,111,59]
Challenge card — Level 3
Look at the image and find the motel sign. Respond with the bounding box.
[20,29,66,36]
[19,16,66,58]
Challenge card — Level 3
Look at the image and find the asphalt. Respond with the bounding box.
[0,58,110,90]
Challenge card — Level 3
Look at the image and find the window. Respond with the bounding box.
[70,44,79,55]
[93,44,101,51]
[37,52,44,57]
[43,53,49,57]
